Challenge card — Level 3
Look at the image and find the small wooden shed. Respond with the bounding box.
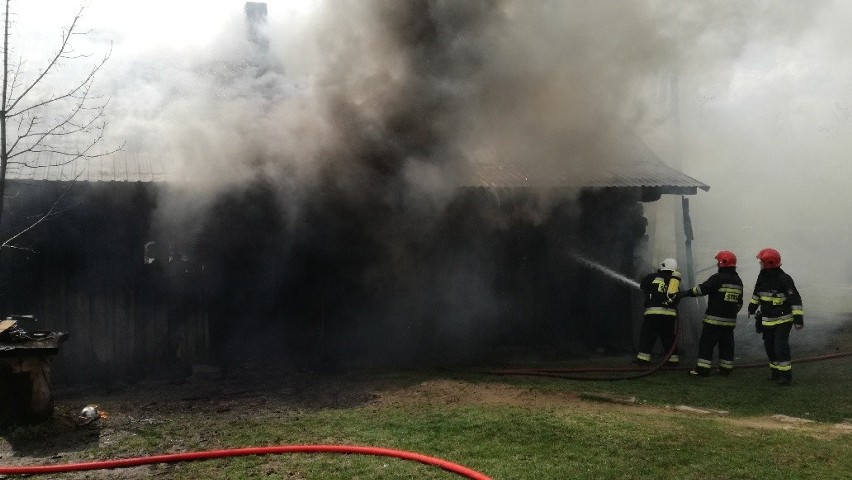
[0,144,708,384]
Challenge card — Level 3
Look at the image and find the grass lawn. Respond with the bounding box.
[1,321,851,479]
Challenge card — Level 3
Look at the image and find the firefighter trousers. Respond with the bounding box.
[763,322,793,379]
[637,313,678,363]
[694,323,735,374]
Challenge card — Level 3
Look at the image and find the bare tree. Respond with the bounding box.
[0,0,119,240]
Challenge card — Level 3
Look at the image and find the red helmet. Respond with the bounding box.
[756,248,781,269]
[715,250,737,267]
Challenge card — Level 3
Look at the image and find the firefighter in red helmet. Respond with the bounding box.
[747,248,804,386]
[635,258,682,366]
[674,250,744,377]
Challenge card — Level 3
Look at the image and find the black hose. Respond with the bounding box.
[493,316,683,381]
[493,318,852,380]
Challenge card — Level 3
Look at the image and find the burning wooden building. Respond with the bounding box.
[0,156,206,386]
[0,143,708,385]
[0,2,713,386]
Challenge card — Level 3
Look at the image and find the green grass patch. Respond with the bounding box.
[2,345,851,479]
[115,401,852,480]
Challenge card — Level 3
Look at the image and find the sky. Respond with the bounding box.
[643,1,852,306]
[8,0,852,318]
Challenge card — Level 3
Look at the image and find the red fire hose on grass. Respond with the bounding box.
[0,445,492,479]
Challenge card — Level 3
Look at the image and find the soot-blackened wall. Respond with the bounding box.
[0,180,647,384]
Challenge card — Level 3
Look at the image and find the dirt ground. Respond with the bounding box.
[2,366,851,480]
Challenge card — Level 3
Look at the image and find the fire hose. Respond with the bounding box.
[0,445,492,479]
[492,315,684,381]
[492,306,852,380]
[493,349,852,379]
[549,254,852,379]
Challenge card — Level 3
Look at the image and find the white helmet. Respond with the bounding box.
[660,258,678,271]
[77,405,100,426]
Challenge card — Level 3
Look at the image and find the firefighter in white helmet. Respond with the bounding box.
[635,258,682,366]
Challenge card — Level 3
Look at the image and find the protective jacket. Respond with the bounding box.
[683,266,744,327]
[640,270,679,317]
[747,268,804,327]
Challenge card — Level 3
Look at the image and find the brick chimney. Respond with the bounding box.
[245,2,269,52]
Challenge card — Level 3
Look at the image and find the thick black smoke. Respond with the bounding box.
[196,2,526,371]
[123,0,840,370]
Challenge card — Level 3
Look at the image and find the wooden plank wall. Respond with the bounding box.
[1,181,649,383]
[2,181,210,386]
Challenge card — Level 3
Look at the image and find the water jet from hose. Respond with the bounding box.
[568,252,640,290]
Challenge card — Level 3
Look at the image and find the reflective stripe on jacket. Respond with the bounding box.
[747,268,803,327]
[640,269,679,317]
[685,267,744,327]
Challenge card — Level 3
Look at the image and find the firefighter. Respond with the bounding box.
[747,248,804,386]
[635,258,682,366]
[675,250,744,377]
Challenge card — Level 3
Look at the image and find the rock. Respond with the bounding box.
[671,405,729,415]
[771,414,815,424]
[580,392,636,404]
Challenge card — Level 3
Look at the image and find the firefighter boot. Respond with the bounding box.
[632,354,652,366]
[777,371,792,386]
[663,353,680,368]
[689,366,711,377]
[768,369,779,381]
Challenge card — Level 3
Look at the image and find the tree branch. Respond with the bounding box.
[7,45,110,119]
[1,1,117,237]
[4,5,86,114]
[1,174,79,251]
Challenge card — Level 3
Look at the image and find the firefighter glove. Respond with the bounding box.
[793,314,804,329]
[754,318,763,333]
